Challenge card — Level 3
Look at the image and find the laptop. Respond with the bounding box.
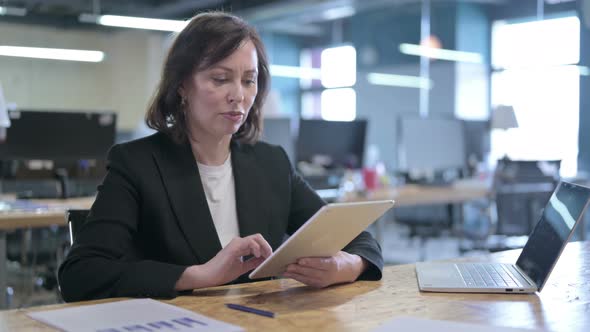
[416,181,590,293]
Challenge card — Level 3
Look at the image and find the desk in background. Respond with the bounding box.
[0,197,94,309]
[338,180,490,206]
[3,241,588,331]
[337,179,491,245]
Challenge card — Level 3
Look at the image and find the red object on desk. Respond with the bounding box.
[362,168,377,191]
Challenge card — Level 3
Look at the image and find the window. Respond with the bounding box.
[300,45,357,121]
[490,15,580,177]
[320,88,356,121]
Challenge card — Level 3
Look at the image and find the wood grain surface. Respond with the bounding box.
[2,241,587,332]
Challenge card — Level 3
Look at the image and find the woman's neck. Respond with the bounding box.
[189,134,231,166]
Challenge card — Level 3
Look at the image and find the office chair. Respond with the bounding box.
[493,159,560,236]
[459,160,560,254]
[393,204,454,261]
[65,209,90,245]
[3,211,80,307]
[48,209,89,304]
[46,209,89,290]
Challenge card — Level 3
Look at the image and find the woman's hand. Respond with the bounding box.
[175,233,272,290]
[282,251,368,288]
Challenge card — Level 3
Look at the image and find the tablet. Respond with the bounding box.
[249,200,395,279]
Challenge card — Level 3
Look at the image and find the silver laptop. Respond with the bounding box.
[416,181,590,293]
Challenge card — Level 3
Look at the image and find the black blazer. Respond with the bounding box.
[58,132,383,302]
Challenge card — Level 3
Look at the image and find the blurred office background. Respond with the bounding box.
[0,0,589,308]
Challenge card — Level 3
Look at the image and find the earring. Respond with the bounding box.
[180,96,187,107]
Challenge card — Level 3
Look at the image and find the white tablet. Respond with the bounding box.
[249,200,395,279]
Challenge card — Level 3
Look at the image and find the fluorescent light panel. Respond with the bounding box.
[367,73,433,89]
[0,6,27,16]
[321,6,356,21]
[399,43,484,63]
[80,14,187,32]
[270,64,321,79]
[0,46,104,62]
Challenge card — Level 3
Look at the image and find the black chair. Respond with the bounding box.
[393,204,455,261]
[493,159,560,236]
[65,209,90,245]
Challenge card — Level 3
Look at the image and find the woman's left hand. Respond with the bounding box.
[282,251,368,288]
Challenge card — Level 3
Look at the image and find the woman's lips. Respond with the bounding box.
[222,112,244,122]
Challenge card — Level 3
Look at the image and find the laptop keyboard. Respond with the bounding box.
[456,263,523,288]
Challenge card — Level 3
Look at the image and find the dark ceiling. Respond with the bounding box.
[0,0,513,36]
[0,0,276,19]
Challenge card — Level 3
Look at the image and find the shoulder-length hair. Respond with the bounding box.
[146,12,270,144]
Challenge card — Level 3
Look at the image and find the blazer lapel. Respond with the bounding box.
[231,142,271,240]
[151,136,222,264]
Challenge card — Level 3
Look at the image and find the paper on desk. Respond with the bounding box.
[373,316,544,332]
[27,298,244,332]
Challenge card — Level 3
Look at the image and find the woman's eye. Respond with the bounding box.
[212,77,227,84]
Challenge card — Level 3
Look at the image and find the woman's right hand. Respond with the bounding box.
[175,233,272,290]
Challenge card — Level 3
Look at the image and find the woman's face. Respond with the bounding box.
[183,39,259,142]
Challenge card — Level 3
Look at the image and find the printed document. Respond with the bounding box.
[28,298,244,332]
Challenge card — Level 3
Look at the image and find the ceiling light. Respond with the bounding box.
[367,73,433,89]
[0,6,27,16]
[0,46,104,62]
[321,6,356,21]
[79,14,188,32]
[270,65,321,80]
[399,43,484,63]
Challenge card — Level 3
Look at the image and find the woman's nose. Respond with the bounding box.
[228,85,245,103]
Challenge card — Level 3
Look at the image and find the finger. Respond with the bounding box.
[283,272,325,288]
[297,257,336,271]
[248,239,262,258]
[231,239,256,257]
[250,234,273,258]
[286,263,325,279]
[259,240,273,258]
[230,238,261,258]
[241,257,265,274]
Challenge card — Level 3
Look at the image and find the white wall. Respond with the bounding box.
[0,22,169,130]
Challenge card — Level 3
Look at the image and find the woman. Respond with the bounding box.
[58,12,383,302]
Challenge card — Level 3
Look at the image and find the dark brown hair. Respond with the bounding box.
[145,11,270,144]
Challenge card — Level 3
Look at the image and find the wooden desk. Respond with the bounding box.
[0,197,94,231]
[0,197,94,309]
[339,180,491,246]
[338,180,490,206]
[3,241,588,331]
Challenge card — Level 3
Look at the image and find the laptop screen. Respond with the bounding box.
[516,181,590,289]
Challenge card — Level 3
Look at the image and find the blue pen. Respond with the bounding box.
[225,303,275,318]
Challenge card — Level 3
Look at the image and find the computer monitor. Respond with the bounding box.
[0,110,116,161]
[462,120,491,165]
[398,116,466,173]
[296,119,367,170]
[261,117,295,164]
